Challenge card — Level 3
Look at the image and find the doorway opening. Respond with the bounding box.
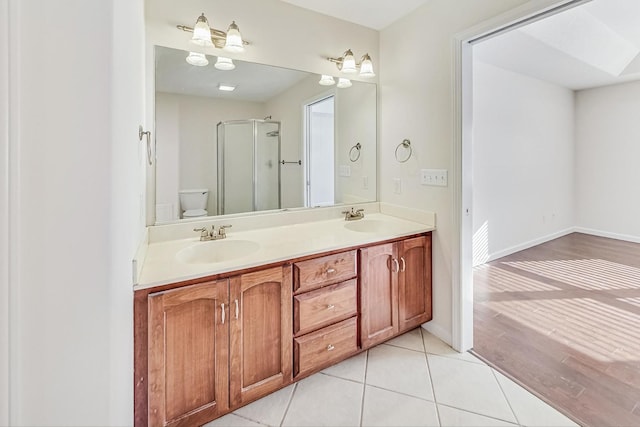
[304,95,335,207]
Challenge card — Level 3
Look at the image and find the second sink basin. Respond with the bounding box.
[344,219,390,233]
[177,239,260,265]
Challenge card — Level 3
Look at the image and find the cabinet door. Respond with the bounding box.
[360,242,399,349]
[398,235,433,333]
[148,280,229,427]
[229,265,293,407]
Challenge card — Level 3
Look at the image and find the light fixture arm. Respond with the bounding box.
[177,24,250,49]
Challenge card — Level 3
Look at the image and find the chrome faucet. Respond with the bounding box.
[341,208,365,221]
[193,225,232,241]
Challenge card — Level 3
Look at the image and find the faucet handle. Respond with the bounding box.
[193,227,209,240]
[218,224,232,237]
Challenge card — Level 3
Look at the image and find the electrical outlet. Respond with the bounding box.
[393,178,402,194]
[420,169,448,187]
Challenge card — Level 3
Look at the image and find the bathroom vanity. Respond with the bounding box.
[133,210,434,426]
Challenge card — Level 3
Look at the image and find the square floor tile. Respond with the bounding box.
[428,354,516,423]
[366,344,434,401]
[437,404,517,426]
[422,331,485,364]
[385,327,425,352]
[282,373,363,426]
[322,350,367,383]
[362,385,439,427]
[233,383,295,426]
[204,413,264,427]
[494,371,579,426]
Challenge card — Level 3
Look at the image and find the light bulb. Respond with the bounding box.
[319,75,336,86]
[214,56,235,71]
[186,52,209,66]
[337,78,352,89]
[223,21,245,53]
[191,13,213,47]
[341,49,357,74]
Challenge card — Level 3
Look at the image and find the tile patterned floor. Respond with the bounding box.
[205,328,578,427]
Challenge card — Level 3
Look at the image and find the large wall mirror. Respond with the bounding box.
[153,46,377,224]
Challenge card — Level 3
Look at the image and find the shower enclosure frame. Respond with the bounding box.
[217,119,282,215]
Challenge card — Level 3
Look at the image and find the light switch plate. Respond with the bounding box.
[393,178,402,194]
[420,169,448,187]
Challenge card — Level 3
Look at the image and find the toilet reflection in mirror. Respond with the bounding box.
[179,189,209,219]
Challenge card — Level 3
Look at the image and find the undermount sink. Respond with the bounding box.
[176,239,260,265]
[344,219,390,233]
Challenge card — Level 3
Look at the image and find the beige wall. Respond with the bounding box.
[379,0,528,341]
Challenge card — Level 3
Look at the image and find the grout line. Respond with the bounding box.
[228,412,270,427]
[491,367,522,426]
[421,327,442,426]
[436,402,521,426]
[279,381,298,427]
[360,350,369,427]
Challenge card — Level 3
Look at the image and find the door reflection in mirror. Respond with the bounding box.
[305,96,335,207]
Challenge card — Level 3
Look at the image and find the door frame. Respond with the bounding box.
[452,0,590,351]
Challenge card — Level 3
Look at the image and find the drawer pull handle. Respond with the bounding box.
[221,303,225,324]
[400,257,406,272]
[326,304,335,310]
[234,299,239,319]
[392,258,400,273]
[327,344,335,351]
[326,268,336,274]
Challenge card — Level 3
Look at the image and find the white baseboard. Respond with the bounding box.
[486,227,575,263]
[421,321,452,346]
[574,227,640,244]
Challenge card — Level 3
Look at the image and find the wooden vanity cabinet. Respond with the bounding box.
[146,266,292,426]
[138,233,432,426]
[292,250,359,377]
[147,280,229,427]
[229,266,292,408]
[360,234,432,349]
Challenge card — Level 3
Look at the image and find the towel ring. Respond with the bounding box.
[349,142,362,162]
[395,139,412,163]
[139,125,152,165]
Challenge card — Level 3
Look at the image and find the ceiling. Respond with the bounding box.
[155,46,310,102]
[279,0,431,30]
[474,0,640,90]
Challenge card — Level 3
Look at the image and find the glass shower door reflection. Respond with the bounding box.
[217,120,281,215]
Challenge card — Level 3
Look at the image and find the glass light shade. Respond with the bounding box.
[214,56,235,70]
[337,78,352,89]
[319,75,336,86]
[186,52,209,66]
[341,49,357,74]
[191,13,213,47]
[223,21,245,53]
[359,54,375,78]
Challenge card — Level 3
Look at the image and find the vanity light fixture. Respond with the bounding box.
[336,78,352,89]
[318,75,336,86]
[178,13,249,51]
[214,56,235,70]
[185,52,209,66]
[327,49,376,78]
[218,84,236,92]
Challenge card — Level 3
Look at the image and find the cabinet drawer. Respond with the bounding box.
[294,317,358,377]
[293,250,357,294]
[294,279,357,336]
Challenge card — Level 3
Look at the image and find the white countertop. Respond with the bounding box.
[136,213,435,290]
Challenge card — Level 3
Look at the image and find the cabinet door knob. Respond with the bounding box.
[400,257,406,272]
[221,303,226,324]
[327,344,335,351]
[326,268,336,274]
[326,304,335,310]
[392,258,400,273]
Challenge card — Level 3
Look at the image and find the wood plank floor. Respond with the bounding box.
[473,232,640,427]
